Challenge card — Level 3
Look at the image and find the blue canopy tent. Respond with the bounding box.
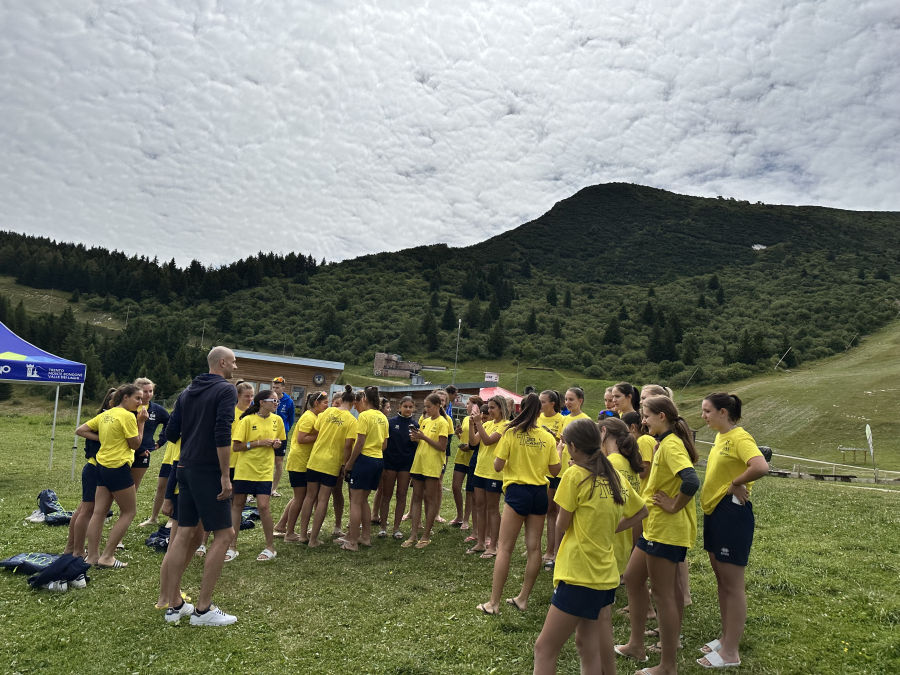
[0,321,86,476]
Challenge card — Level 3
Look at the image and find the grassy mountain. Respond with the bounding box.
[1,183,898,401]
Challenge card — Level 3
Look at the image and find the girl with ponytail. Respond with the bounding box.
[598,416,645,577]
[342,387,389,551]
[533,419,647,674]
[616,395,699,668]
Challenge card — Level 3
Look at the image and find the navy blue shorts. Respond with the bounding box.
[288,470,307,488]
[305,468,338,488]
[229,467,235,481]
[453,462,469,474]
[637,536,687,563]
[177,465,232,532]
[704,497,755,566]
[547,476,561,490]
[81,463,98,502]
[504,483,549,516]
[473,475,502,493]
[158,463,172,479]
[349,455,383,492]
[465,466,476,493]
[132,449,151,469]
[96,463,134,493]
[383,453,414,473]
[233,479,272,496]
[551,580,616,620]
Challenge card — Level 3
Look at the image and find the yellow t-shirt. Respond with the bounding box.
[86,407,139,469]
[285,409,318,473]
[642,433,697,548]
[636,434,656,494]
[455,417,475,466]
[558,412,591,478]
[474,419,508,480]
[231,413,287,482]
[608,454,642,575]
[538,412,565,441]
[495,426,559,490]
[307,407,357,476]
[554,464,645,590]
[230,405,248,469]
[356,409,389,459]
[410,414,452,478]
[160,437,179,466]
[700,427,763,515]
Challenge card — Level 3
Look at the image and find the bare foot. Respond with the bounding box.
[307,539,322,548]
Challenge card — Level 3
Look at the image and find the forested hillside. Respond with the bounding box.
[2,183,897,401]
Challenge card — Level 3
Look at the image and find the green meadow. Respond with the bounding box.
[0,412,897,674]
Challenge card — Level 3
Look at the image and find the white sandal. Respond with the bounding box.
[256,548,277,561]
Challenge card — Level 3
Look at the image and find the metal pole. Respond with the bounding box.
[49,386,60,470]
[71,382,85,480]
[773,346,792,370]
[452,318,461,384]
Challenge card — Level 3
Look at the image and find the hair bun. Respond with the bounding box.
[344,384,353,393]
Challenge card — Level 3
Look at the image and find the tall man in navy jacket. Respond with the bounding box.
[159,346,238,626]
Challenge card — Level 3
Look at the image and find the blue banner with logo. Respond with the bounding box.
[0,321,86,384]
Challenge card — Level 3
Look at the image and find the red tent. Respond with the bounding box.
[479,386,523,411]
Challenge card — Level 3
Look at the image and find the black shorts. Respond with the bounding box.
[81,463,98,502]
[274,439,287,458]
[164,461,179,502]
[383,454,414,473]
[305,468,338,488]
[288,470,307,488]
[465,466,476,493]
[349,455,383,492]
[233,479,272,496]
[410,473,438,483]
[551,580,616,620]
[704,497,755,567]
[636,536,687,563]
[176,465,232,532]
[547,476,561,490]
[96,463,134,493]
[504,483,549,516]
[132,450,151,469]
[229,467,235,481]
[158,463,172,479]
[453,462,469,474]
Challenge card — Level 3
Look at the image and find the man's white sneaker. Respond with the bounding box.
[190,605,237,626]
[69,574,87,589]
[43,580,68,592]
[164,601,195,624]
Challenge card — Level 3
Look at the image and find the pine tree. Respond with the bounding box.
[680,334,699,365]
[430,292,439,309]
[524,308,537,334]
[487,319,506,357]
[640,301,655,325]
[563,288,572,308]
[697,293,707,308]
[464,297,481,327]
[216,306,233,332]
[715,286,725,304]
[441,298,456,330]
[421,311,438,351]
[707,274,720,290]
[618,303,628,320]
[602,317,622,345]
[546,286,557,306]
[551,318,562,339]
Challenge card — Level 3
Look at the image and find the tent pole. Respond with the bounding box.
[71,382,85,481]
[49,386,60,470]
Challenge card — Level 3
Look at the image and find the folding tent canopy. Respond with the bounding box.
[479,386,523,412]
[0,321,86,475]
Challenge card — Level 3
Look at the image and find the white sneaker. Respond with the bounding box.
[165,601,195,624]
[43,580,68,592]
[70,575,87,589]
[190,605,237,626]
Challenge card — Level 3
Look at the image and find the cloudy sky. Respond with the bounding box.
[1,1,898,267]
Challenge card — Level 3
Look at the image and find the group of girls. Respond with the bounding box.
[523,383,767,675]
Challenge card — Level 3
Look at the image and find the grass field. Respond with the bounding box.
[0,411,898,674]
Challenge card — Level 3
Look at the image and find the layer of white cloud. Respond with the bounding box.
[1,0,898,266]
